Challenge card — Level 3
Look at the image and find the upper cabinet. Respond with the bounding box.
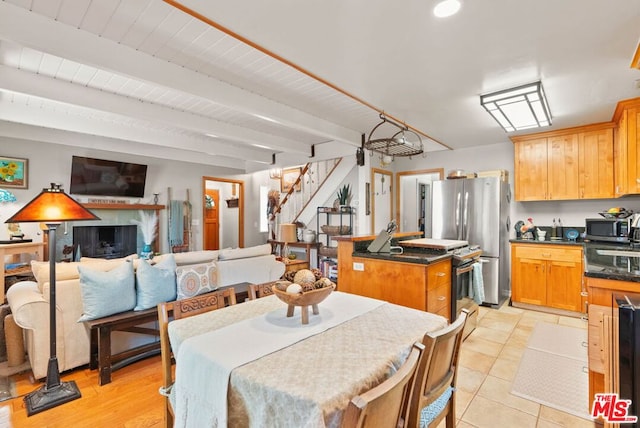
[511,123,614,201]
[612,97,640,196]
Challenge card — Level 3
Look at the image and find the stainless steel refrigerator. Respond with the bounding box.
[429,176,511,307]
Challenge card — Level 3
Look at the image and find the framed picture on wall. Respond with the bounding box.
[281,167,302,193]
[0,156,28,189]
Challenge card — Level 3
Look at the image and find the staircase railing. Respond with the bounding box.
[270,158,342,227]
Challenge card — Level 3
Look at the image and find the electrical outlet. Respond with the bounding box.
[353,262,364,271]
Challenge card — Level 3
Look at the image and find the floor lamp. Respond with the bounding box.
[5,183,99,416]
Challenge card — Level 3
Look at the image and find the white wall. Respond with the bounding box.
[393,141,640,235]
[0,137,249,257]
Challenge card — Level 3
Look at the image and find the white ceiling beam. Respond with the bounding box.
[0,121,247,171]
[0,2,362,147]
[0,65,299,159]
[0,92,272,164]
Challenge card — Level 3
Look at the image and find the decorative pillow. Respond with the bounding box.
[77,262,136,322]
[175,261,217,300]
[217,244,271,261]
[134,255,177,311]
[31,261,82,289]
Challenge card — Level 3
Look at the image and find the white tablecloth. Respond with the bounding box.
[173,292,384,428]
[168,291,448,428]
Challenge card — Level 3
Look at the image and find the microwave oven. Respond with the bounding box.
[585,217,631,243]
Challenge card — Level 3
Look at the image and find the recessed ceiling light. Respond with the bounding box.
[252,144,272,150]
[433,0,461,18]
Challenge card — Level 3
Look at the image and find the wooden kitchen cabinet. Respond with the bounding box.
[336,235,451,319]
[511,122,615,201]
[511,243,583,312]
[612,97,640,196]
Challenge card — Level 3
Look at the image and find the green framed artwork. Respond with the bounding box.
[0,156,28,189]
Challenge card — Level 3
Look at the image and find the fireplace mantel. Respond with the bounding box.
[83,203,165,210]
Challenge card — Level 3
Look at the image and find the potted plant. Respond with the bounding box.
[336,184,351,212]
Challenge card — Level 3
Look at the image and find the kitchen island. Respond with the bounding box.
[335,232,453,320]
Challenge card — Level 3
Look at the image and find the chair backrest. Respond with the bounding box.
[248,282,275,300]
[172,287,236,319]
[342,342,425,428]
[157,287,237,427]
[406,309,468,428]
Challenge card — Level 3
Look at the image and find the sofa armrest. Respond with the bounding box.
[6,281,47,330]
[271,259,286,281]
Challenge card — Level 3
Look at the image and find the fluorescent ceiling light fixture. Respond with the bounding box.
[480,81,552,132]
[205,133,218,138]
[434,0,461,18]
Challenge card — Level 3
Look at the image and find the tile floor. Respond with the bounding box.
[447,304,595,428]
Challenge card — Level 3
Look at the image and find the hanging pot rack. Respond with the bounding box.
[364,113,424,158]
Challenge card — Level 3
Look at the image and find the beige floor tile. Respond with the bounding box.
[482,308,522,324]
[505,326,533,348]
[498,344,526,362]
[459,348,496,374]
[538,406,594,427]
[488,355,520,381]
[461,395,538,428]
[536,419,564,427]
[455,421,476,428]
[476,375,540,416]
[470,326,512,345]
[456,366,487,395]
[477,315,519,333]
[496,305,525,315]
[518,311,559,327]
[455,389,474,417]
[557,316,588,330]
[461,334,503,357]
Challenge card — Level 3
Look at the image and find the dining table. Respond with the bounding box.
[168,290,448,428]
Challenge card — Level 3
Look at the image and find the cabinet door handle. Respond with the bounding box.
[436,272,446,277]
[542,252,552,257]
[438,296,446,301]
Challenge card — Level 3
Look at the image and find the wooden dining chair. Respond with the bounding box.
[342,342,425,428]
[157,287,236,428]
[248,281,276,300]
[405,309,468,428]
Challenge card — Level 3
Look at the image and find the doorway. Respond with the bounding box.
[371,168,393,234]
[395,169,444,234]
[202,176,244,249]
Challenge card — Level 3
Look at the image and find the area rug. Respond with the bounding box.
[511,322,591,420]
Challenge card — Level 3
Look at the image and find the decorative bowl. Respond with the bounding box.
[271,283,335,324]
[599,210,633,219]
[321,225,351,235]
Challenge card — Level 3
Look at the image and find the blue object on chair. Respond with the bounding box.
[419,386,454,427]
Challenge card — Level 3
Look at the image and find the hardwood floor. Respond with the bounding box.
[2,356,166,427]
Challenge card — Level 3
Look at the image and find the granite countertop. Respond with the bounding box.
[583,243,640,283]
[509,238,584,246]
[351,250,452,265]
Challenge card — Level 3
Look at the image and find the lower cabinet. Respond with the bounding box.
[511,243,583,312]
[338,254,451,320]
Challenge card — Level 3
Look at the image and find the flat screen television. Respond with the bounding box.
[70,156,147,198]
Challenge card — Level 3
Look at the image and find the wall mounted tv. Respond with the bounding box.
[70,156,148,198]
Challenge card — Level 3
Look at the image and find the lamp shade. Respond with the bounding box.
[5,183,99,223]
[279,223,297,243]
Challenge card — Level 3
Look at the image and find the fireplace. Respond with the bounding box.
[73,225,137,259]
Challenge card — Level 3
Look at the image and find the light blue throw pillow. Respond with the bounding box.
[134,254,177,310]
[77,261,136,322]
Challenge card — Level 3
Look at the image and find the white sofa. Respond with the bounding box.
[6,244,285,380]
